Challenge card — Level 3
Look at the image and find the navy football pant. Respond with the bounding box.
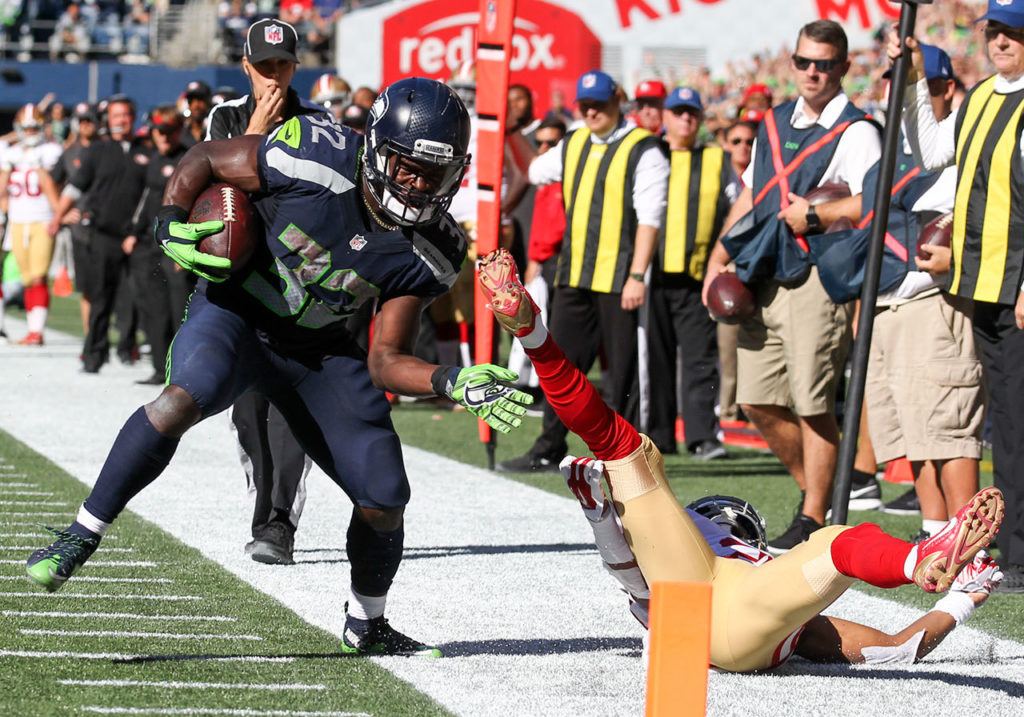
[84,291,410,526]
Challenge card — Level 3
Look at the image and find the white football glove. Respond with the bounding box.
[950,550,1003,595]
[560,455,607,520]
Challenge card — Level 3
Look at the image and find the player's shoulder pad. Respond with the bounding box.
[410,212,468,289]
[263,114,358,195]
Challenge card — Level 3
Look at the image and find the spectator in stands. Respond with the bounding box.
[647,87,736,460]
[522,117,567,290]
[499,70,669,473]
[633,79,667,135]
[703,21,881,553]
[181,80,212,147]
[508,83,540,139]
[220,0,257,61]
[50,1,91,62]
[741,83,773,113]
[122,0,151,57]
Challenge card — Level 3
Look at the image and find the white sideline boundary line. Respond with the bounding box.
[3,610,234,621]
[0,512,77,518]
[62,679,327,691]
[80,708,366,716]
[0,490,53,496]
[0,650,293,663]
[0,576,170,584]
[0,500,70,506]
[0,592,201,601]
[20,628,262,641]
[0,559,153,566]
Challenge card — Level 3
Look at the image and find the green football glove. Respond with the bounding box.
[440,364,534,434]
[155,206,232,283]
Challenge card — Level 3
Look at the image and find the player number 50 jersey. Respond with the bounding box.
[3,142,62,224]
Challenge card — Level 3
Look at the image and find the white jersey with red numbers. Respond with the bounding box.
[3,141,62,224]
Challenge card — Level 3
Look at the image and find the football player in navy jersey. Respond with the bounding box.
[25,78,532,657]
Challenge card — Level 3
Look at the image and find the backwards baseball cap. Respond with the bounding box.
[665,87,703,112]
[185,80,211,100]
[978,0,1024,30]
[883,43,955,82]
[72,101,97,122]
[635,79,667,101]
[576,70,617,103]
[244,19,299,64]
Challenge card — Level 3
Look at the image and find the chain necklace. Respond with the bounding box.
[356,145,399,232]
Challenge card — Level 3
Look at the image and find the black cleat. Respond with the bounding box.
[496,452,562,473]
[341,606,441,657]
[246,520,295,565]
[767,513,823,555]
[26,527,100,592]
[882,487,921,516]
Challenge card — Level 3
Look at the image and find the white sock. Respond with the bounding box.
[518,322,548,350]
[933,591,976,626]
[27,306,47,333]
[348,589,387,621]
[903,545,919,581]
[76,505,111,536]
[922,518,947,537]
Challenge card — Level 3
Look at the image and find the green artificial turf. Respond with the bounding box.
[0,429,449,717]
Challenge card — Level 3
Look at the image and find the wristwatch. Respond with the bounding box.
[629,271,645,282]
[805,205,823,234]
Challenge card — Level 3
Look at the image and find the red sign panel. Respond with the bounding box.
[382,0,602,116]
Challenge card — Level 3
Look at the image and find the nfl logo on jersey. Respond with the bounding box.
[265,24,284,45]
[350,235,367,251]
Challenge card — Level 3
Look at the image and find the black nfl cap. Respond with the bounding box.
[73,102,98,122]
[185,80,212,100]
[245,19,299,64]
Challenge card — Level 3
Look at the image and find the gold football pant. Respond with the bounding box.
[604,435,854,672]
[9,221,54,284]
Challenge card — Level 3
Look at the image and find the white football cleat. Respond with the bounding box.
[560,455,608,521]
[950,550,1004,595]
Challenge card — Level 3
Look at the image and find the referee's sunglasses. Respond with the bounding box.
[791,54,843,72]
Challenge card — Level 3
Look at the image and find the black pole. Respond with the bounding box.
[831,0,930,526]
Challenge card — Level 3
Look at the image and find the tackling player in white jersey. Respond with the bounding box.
[0,103,62,345]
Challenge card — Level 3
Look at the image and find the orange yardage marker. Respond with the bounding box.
[645,581,712,717]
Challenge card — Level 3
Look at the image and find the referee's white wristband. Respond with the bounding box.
[933,591,976,626]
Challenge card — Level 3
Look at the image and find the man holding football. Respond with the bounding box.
[479,247,1003,671]
[24,78,533,657]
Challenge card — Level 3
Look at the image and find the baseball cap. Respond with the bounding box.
[738,108,764,124]
[244,19,300,64]
[883,43,955,81]
[635,79,667,101]
[741,83,773,106]
[665,87,703,112]
[185,80,211,100]
[978,0,1024,29]
[72,101,97,122]
[576,70,617,103]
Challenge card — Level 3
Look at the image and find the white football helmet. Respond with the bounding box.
[14,103,45,147]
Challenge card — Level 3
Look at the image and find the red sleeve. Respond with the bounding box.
[527,182,567,263]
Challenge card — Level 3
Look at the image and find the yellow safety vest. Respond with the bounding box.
[557,126,658,293]
[660,144,728,280]
[951,75,1024,304]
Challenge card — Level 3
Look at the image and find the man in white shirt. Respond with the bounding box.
[702,21,882,553]
[498,70,669,473]
[891,0,1024,592]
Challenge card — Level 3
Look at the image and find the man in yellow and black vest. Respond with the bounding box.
[498,70,669,473]
[895,0,1024,592]
[646,87,737,459]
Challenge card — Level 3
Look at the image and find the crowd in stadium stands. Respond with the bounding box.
[4,2,1024,594]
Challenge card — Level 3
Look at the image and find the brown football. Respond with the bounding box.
[917,211,953,260]
[188,183,257,272]
[805,182,851,206]
[707,272,755,325]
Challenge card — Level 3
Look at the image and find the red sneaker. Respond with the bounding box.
[913,487,1004,593]
[478,249,539,337]
[17,332,44,346]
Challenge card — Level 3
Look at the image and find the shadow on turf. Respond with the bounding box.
[774,662,1024,698]
[291,542,596,564]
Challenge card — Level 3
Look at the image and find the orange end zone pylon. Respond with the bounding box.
[645,581,712,717]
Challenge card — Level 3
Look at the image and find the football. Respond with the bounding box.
[917,211,953,260]
[706,272,755,325]
[805,182,851,206]
[188,183,258,272]
[826,216,853,233]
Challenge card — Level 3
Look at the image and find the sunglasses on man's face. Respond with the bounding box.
[792,54,842,72]
[985,22,1024,43]
[729,137,754,147]
[536,137,561,149]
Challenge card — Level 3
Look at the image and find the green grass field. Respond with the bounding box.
[0,430,448,717]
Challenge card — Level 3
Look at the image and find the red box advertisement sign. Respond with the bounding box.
[382,0,602,116]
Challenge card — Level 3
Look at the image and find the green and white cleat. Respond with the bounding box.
[341,608,442,658]
[25,527,99,592]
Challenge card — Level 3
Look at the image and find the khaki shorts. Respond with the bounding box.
[866,292,984,463]
[9,221,54,284]
[736,267,853,416]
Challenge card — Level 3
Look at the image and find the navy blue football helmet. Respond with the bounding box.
[687,495,768,550]
[363,77,472,227]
